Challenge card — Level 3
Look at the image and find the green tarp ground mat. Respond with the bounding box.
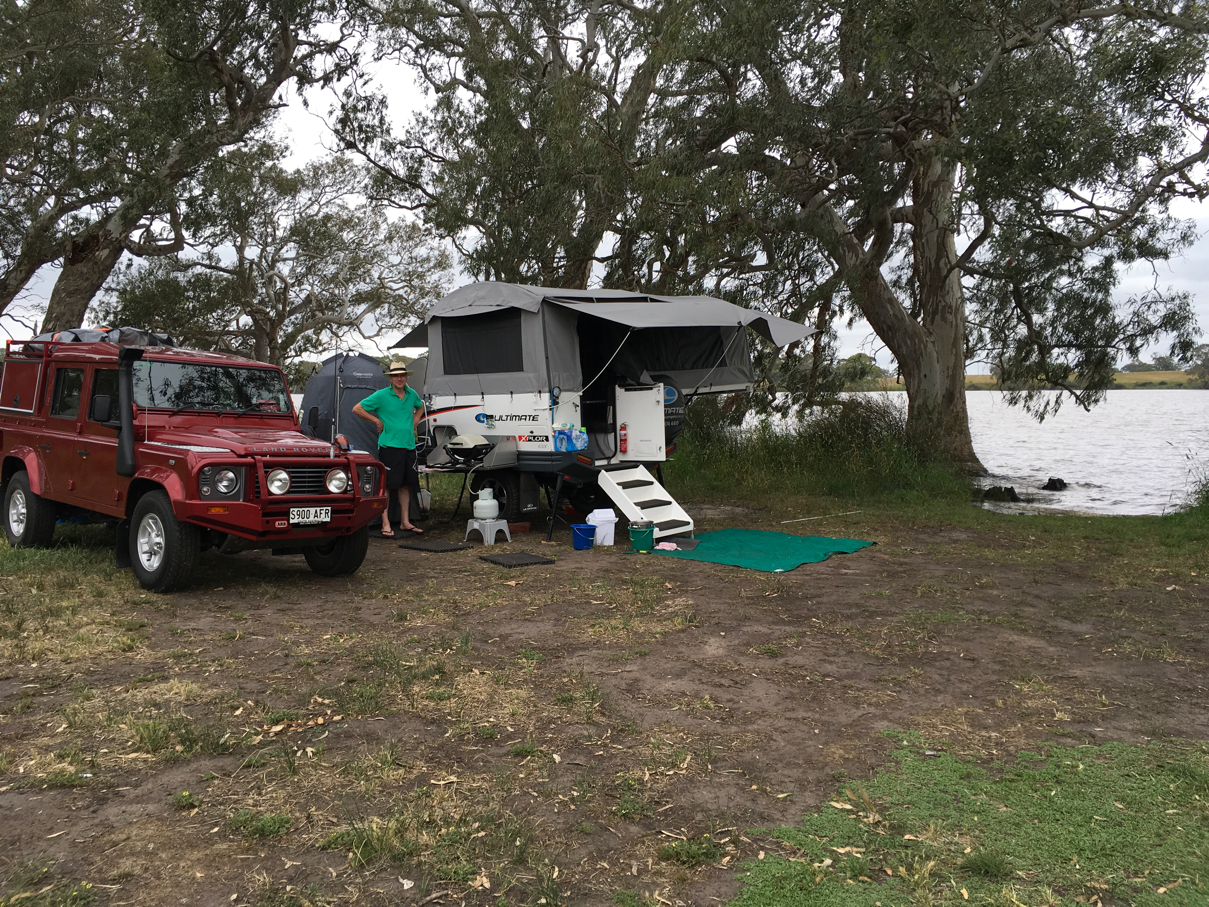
[654,528,874,572]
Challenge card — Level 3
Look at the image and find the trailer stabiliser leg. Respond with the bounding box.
[545,472,565,542]
[447,471,471,523]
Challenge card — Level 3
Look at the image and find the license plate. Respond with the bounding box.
[289,506,331,525]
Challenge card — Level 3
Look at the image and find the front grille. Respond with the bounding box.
[284,466,329,495]
[252,466,342,497]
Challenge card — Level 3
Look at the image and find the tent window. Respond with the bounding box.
[442,309,524,374]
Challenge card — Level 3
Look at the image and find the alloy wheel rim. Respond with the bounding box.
[137,513,166,572]
[8,489,27,537]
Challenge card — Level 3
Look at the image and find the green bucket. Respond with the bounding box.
[629,520,655,553]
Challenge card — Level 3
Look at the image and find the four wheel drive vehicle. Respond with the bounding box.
[0,334,388,591]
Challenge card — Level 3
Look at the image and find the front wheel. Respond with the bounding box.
[303,525,370,577]
[130,491,200,592]
[3,472,56,548]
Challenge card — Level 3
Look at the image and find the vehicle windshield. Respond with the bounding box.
[133,360,291,414]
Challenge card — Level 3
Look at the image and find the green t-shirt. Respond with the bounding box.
[360,385,424,449]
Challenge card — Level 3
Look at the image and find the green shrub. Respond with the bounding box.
[670,394,968,502]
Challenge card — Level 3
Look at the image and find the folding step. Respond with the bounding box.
[596,465,694,539]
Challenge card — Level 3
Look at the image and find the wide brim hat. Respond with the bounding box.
[386,359,411,376]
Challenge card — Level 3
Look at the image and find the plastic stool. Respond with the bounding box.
[465,518,511,545]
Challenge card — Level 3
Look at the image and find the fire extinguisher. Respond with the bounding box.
[619,422,628,454]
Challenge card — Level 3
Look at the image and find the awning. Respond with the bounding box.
[391,323,428,349]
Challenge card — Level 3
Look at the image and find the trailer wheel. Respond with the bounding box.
[470,470,523,522]
[304,524,370,577]
[3,472,56,548]
[129,490,200,592]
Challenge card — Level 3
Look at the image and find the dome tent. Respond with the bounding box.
[299,352,388,455]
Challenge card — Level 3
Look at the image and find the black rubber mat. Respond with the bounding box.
[479,552,556,568]
[399,538,473,553]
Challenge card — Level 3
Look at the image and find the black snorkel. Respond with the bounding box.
[117,347,144,477]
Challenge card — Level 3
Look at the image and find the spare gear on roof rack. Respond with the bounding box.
[29,326,177,347]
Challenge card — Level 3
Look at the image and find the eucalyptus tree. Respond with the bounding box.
[338,0,696,289]
[650,0,1208,467]
[100,147,452,366]
[1,0,366,332]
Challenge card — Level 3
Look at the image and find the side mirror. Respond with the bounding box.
[92,394,113,423]
[307,406,319,432]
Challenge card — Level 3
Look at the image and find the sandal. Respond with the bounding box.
[402,526,424,534]
[378,528,396,539]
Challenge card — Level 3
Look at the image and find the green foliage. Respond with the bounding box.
[732,741,1209,907]
[1,0,364,326]
[99,147,451,367]
[172,791,200,810]
[671,395,968,502]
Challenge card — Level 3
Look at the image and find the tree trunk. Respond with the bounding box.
[902,156,983,472]
[828,159,985,473]
[40,226,127,333]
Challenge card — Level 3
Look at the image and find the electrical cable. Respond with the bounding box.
[559,327,634,406]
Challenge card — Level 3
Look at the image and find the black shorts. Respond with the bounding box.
[378,446,418,490]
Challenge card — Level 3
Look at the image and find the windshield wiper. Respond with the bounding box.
[170,400,218,415]
[235,401,283,417]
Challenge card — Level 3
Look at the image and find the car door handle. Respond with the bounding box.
[39,444,52,451]
[76,450,89,458]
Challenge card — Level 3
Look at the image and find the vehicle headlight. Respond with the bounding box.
[266,468,291,495]
[215,469,238,494]
[325,468,349,493]
[358,466,377,495]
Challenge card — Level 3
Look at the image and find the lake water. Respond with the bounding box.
[963,389,1209,516]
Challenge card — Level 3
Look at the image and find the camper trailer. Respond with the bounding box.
[393,283,814,537]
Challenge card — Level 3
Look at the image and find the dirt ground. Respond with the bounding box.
[2,506,1207,907]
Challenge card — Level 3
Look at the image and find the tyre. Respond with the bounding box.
[568,480,608,518]
[3,472,56,548]
[470,469,523,521]
[303,524,370,577]
[129,490,200,592]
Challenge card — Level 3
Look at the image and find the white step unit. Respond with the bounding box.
[596,465,694,539]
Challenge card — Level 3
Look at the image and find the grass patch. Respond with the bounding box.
[732,738,1209,907]
[227,809,292,839]
[320,791,534,881]
[657,834,724,866]
[0,861,98,906]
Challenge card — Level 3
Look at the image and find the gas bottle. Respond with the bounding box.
[473,487,500,520]
[619,422,628,454]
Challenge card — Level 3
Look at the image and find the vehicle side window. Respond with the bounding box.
[50,367,85,419]
[89,368,119,421]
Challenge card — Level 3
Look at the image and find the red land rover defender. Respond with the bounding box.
[0,333,387,591]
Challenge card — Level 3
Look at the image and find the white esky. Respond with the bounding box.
[7,69,1208,374]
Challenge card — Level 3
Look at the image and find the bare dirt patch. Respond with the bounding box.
[2,516,1207,906]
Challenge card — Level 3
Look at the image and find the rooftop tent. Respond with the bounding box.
[299,352,388,454]
[395,282,815,398]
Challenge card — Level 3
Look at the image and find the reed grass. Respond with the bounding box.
[668,395,969,503]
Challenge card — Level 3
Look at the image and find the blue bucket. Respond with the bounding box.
[571,523,596,550]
